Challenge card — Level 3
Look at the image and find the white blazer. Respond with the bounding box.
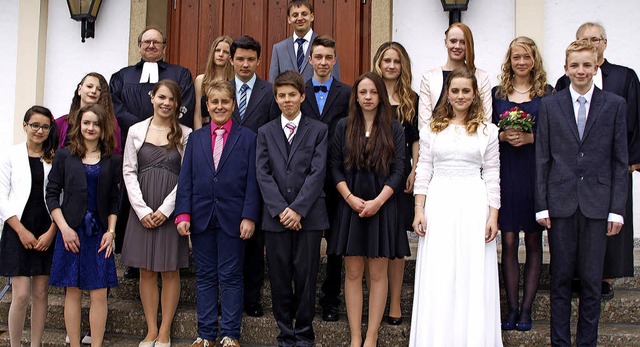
[0,143,53,224]
[122,118,192,220]
[417,67,493,131]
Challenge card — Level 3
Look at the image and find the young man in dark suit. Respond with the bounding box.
[257,70,328,347]
[300,35,350,322]
[555,22,640,299]
[536,40,628,347]
[175,80,260,347]
[268,0,339,83]
[229,35,277,317]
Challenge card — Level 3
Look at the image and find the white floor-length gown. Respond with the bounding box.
[409,123,503,347]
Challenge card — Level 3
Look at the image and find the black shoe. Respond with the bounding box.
[123,267,139,279]
[501,308,518,331]
[244,302,264,317]
[322,305,339,322]
[601,281,614,300]
[571,278,581,298]
[386,316,403,325]
[515,309,532,331]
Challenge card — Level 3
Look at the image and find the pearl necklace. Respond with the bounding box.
[150,123,169,131]
[513,85,532,94]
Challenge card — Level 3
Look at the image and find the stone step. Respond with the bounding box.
[501,321,640,346]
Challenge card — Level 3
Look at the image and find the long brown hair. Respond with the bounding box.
[68,72,114,128]
[67,104,116,158]
[431,68,485,135]
[372,41,417,124]
[445,22,476,73]
[24,105,58,163]
[202,36,234,91]
[496,36,548,99]
[345,72,396,176]
[151,80,184,150]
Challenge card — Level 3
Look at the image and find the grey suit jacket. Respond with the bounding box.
[535,87,628,219]
[256,115,329,231]
[268,32,341,83]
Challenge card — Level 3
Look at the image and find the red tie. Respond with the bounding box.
[213,128,226,170]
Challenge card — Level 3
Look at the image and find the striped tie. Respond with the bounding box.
[295,38,306,72]
[285,122,296,144]
[213,128,226,170]
[238,83,249,120]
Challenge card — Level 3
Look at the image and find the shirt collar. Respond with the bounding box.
[281,112,302,129]
[312,76,333,89]
[292,28,314,44]
[234,74,257,90]
[136,59,167,68]
[211,118,233,135]
[569,82,595,104]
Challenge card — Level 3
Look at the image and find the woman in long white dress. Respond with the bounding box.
[410,68,503,347]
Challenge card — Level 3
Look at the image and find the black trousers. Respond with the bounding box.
[243,227,264,306]
[265,229,322,347]
[320,187,342,308]
[549,210,607,347]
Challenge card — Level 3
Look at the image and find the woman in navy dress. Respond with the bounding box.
[491,36,553,331]
[47,104,120,347]
[0,106,58,347]
[372,41,417,326]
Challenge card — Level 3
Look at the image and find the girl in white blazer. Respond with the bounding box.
[0,106,58,347]
[418,22,493,130]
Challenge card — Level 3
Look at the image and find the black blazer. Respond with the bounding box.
[231,77,280,133]
[535,87,628,219]
[46,148,121,231]
[256,115,329,231]
[300,78,351,143]
[556,59,640,164]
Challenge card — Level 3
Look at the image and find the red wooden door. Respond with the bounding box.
[166,0,370,85]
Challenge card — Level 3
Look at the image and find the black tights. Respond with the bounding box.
[501,230,543,318]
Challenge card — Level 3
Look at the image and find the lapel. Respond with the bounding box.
[98,155,111,191]
[322,79,342,117]
[269,120,289,162]
[287,116,309,165]
[243,78,267,123]
[305,81,321,117]
[198,124,216,175]
[582,88,604,141]
[287,36,299,71]
[557,89,581,143]
[216,121,241,173]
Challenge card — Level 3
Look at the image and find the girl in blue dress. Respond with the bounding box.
[491,36,553,331]
[47,104,120,347]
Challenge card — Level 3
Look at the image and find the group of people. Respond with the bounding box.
[0,0,638,346]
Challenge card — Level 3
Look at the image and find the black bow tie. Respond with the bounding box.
[314,85,328,93]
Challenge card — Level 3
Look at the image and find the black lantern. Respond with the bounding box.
[66,0,104,43]
[440,0,470,25]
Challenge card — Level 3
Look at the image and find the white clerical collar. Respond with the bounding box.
[140,62,159,83]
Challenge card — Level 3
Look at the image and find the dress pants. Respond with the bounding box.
[265,229,322,347]
[191,216,245,340]
[320,188,342,309]
[549,209,608,347]
[243,226,264,307]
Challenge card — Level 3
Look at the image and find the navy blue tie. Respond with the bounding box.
[296,38,306,72]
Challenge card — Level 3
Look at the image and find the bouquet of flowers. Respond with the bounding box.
[497,106,534,132]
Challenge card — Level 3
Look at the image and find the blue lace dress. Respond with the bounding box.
[49,162,118,289]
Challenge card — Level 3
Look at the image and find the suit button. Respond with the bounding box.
[287,188,292,193]
[214,177,218,182]
[215,199,219,204]
[579,152,584,157]
[287,170,292,175]
[580,176,584,181]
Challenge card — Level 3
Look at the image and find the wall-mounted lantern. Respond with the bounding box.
[66,0,104,43]
[441,0,470,25]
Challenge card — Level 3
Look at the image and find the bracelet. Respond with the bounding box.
[415,203,425,207]
[345,193,353,200]
[107,229,116,237]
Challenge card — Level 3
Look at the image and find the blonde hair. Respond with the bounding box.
[372,42,417,124]
[202,36,234,91]
[564,40,597,65]
[496,36,548,99]
[431,68,485,135]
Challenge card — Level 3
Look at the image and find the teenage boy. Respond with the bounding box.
[555,22,640,299]
[256,70,329,347]
[230,35,279,317]
[300,35,350,322]
[535,40,628,347]
[269,0,340,83]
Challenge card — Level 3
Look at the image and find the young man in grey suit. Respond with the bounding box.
[268,0,340,83]
[535,40,628,347]
[300,35,350,322]
[555,22,640,299]
[257,71,329,347]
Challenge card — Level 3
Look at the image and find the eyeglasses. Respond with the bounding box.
[26,123,51,132]
[141,40,165,47]
[581,37,605,44]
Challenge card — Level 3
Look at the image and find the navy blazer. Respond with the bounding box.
[535,87,628,219]
[231,77,280,134]
[556,59,640,164]
[256,115,329,231]
[174,122,260,236]
[46,148,121,231]
[268,32,341,83]
[300,77,351,143]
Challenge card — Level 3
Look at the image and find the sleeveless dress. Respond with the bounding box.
[49,162,118,289]
[121,143,188,272]
[0,157,54,277]
[409,125,502,346]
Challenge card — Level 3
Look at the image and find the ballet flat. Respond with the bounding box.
[155,340,171,347]
[138,340,156,347]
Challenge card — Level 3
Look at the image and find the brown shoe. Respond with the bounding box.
[220,336,240,347]
[190,337,210,347]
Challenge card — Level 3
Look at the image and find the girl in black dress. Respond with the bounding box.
[0,106,58,347]
[328,72,408,347]
[372,41,418,326]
